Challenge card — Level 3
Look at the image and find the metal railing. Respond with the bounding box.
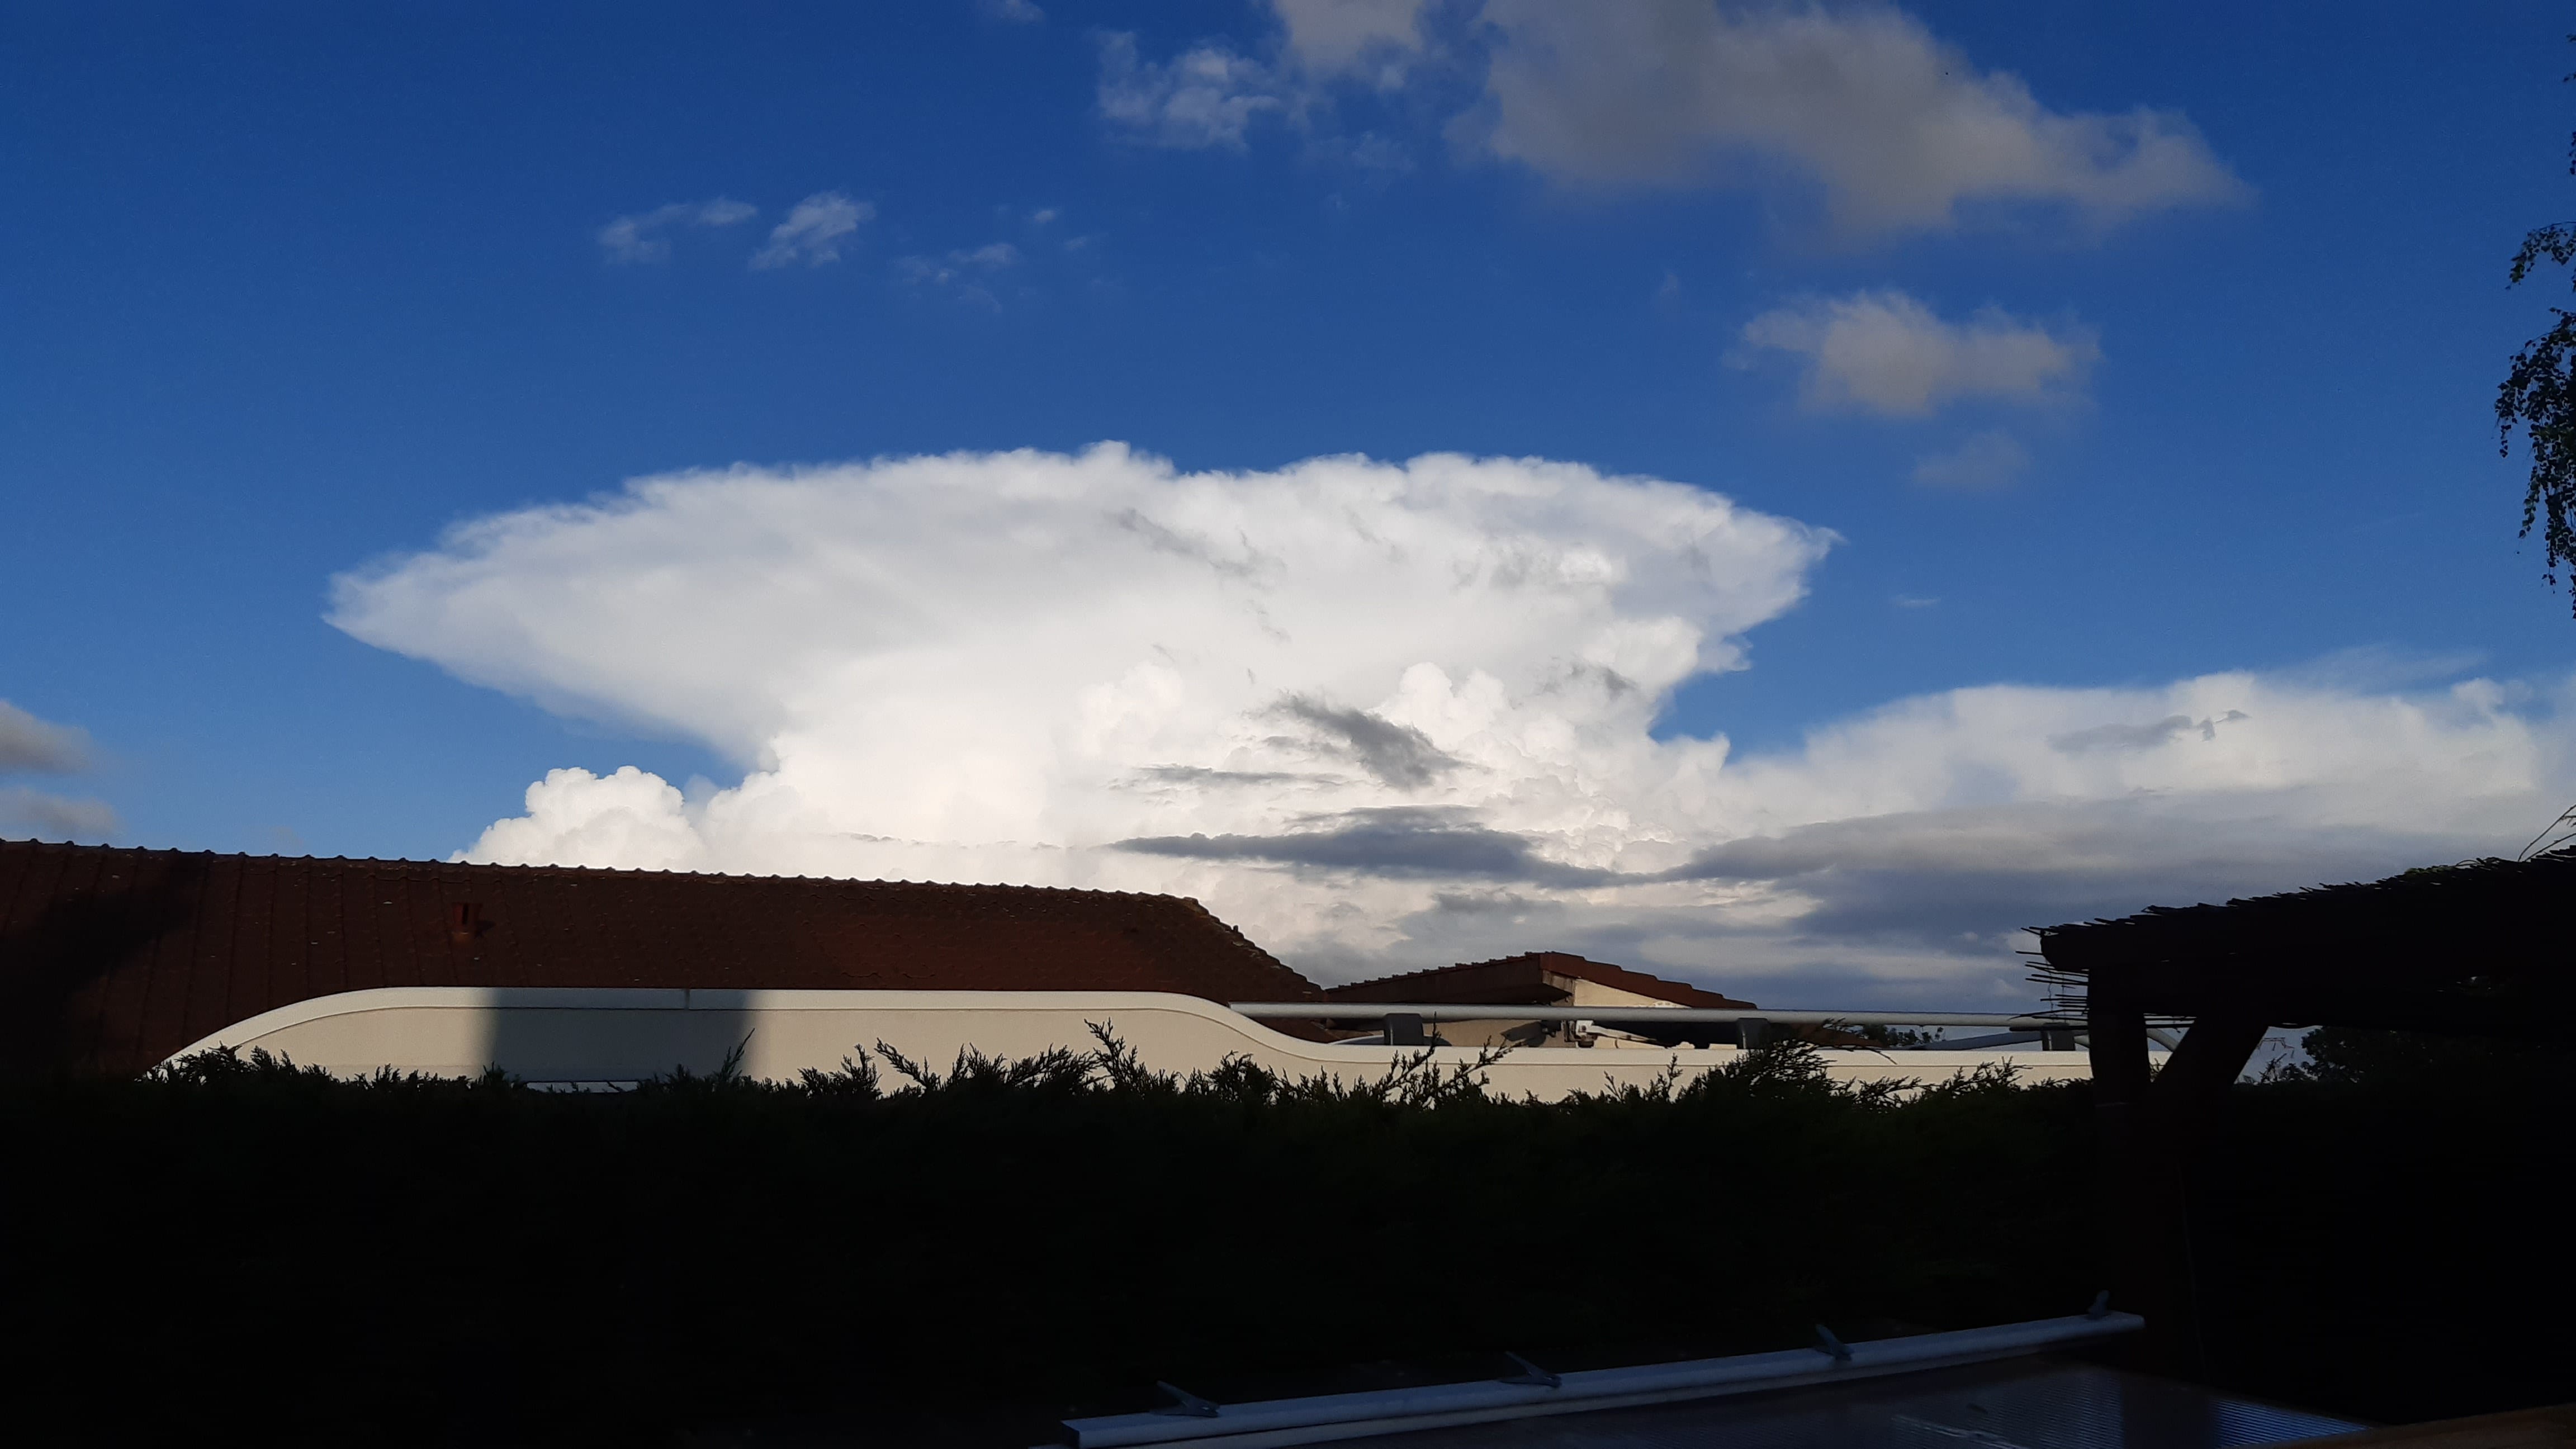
[1228,1002,2080,1029]
[1227,1002,2092,1050]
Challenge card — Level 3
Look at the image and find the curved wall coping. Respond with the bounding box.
[161,987,2094,1090]
[164,987,1337,1064]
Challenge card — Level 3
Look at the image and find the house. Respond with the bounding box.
[1323,950,1761,1048]
[0,838,1322,1077]
[0,839,2089,1093]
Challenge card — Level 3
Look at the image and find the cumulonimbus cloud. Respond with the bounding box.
[328,447,2575,1003]
[1740,291,2097,416]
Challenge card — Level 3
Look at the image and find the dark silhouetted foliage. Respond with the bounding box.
[2,1036,2568,1446]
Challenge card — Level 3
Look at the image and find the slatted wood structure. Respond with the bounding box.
[0,838,1323,1077]
[2034,849,2576,1370]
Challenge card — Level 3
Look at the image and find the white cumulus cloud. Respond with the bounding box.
[596,198,759,264]
[327,447,2576,1003]
[1740,291,2097,417]
[750,193,873,269]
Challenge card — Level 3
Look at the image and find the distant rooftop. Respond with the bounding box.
[1324,950,1755,1010]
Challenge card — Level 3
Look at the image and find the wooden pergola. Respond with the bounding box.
[2033,849,2575,1370]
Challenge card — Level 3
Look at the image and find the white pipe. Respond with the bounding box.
[1060,1311,2143,1448]
[1230,1003,2080,1030]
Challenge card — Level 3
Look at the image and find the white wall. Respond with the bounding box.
[165,988,2097,1098]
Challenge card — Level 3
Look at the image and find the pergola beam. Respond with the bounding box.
[2047,850,2576,1380]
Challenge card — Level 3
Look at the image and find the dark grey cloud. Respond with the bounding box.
[0,700,92,774]
[1275,695,1464,788]
[1131,765,1345,787]
[1663,797,2476,951]
[1287,792,2510,1009]
[1468,2,2247,233]
[2049,709,2246,754]
[1119,806,1618,887]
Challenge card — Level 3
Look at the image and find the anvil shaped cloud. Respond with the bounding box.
[330,446,2575,1000]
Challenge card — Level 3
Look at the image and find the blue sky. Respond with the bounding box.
[7,2,2575,999]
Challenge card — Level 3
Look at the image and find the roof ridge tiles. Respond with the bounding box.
[15,841,1235,906]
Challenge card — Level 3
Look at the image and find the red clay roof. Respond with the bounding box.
[0,839,1321,1077]
[1322,951,1756,1010]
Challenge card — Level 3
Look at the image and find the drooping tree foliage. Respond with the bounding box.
[2499,45,2576,611]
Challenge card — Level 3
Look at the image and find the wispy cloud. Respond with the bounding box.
[1912,430,2032,491]
[750,192,873,270]
[979,0,1044,23]
[896,242,1021,307]
[1740,292,2096,418]
[596,198,758,264]
[1097,33,1294,149]
[899,242,1020,286]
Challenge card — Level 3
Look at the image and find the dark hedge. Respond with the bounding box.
[1,1033,2565,1445]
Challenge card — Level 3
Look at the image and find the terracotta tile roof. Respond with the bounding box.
[0,839,1321,1077]
[1322,951,1756,1010]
